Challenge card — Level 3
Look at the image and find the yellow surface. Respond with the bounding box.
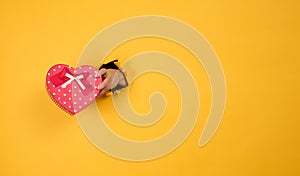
[1,0,300,175]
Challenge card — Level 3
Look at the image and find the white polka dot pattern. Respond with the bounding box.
[46,64,102,115]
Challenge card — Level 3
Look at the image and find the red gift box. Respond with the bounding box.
[46,64,102,115]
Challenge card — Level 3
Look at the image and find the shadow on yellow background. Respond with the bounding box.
[1,0,299,175]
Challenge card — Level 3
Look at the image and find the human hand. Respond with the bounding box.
[95,68,119,96]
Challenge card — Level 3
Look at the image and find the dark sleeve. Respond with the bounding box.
[99,60,128,92]
[99,59,120,70]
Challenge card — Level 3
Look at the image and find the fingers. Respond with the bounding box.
[95,68,106,78]
[98,78,112,96]
[96,69,119,97]
[98,86,110,97]
[97,72,113,96]
[98,75,110,90]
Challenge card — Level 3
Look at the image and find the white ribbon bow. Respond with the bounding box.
[61,73,86,90]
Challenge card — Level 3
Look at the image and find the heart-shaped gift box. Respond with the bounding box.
[46,64,102,115]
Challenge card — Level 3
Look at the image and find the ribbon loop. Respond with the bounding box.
[61,73,86,90]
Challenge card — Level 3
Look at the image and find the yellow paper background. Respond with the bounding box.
[1,0,299,175]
